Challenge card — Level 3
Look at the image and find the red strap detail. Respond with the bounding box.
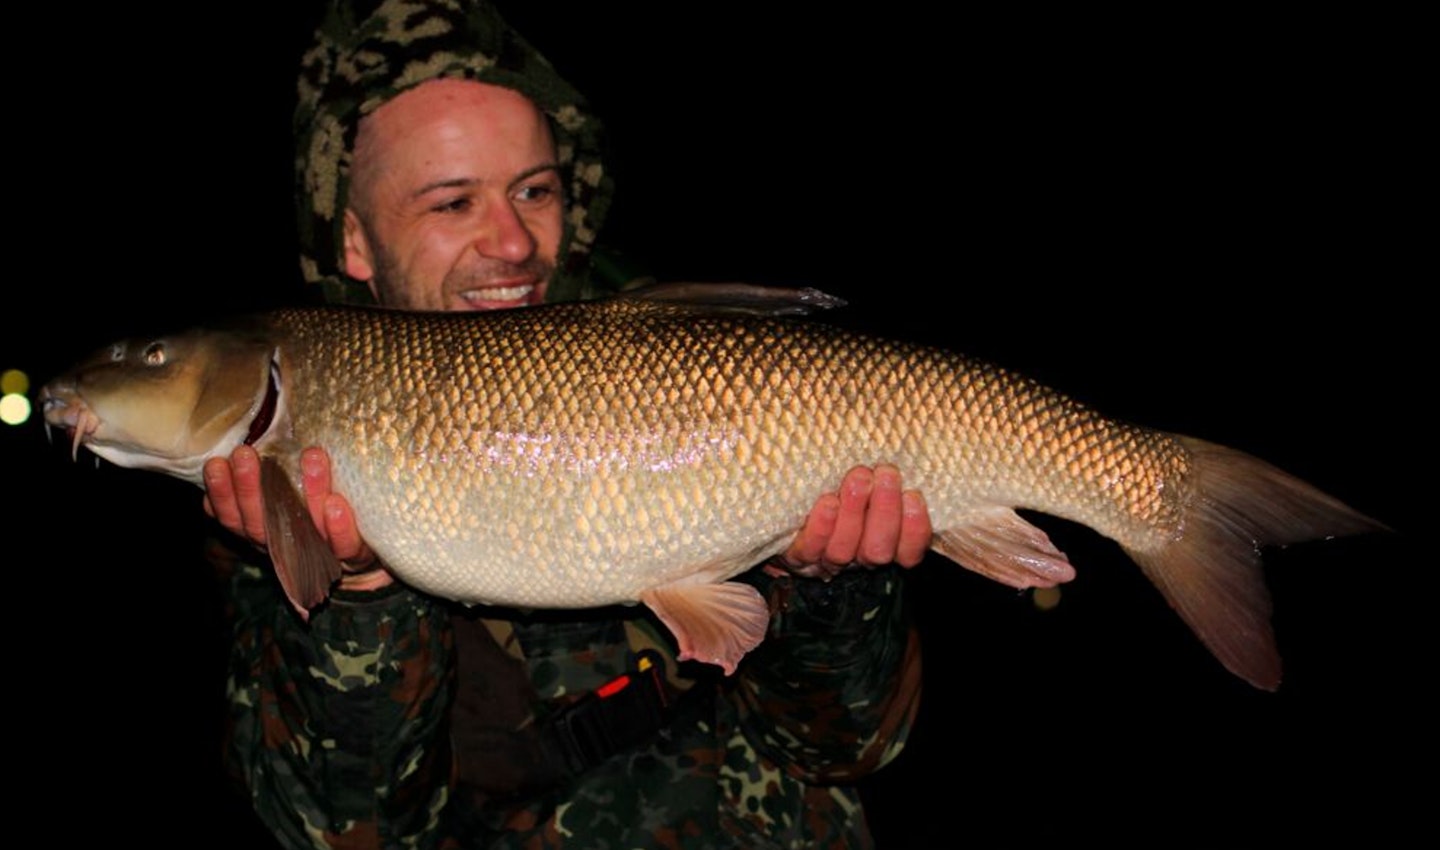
[595,674,631,699]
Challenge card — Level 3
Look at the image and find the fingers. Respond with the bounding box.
[202,457,234,522]
[784,492,839,568]
[231,446,268,543]
[895,490,932,568]
[825,467,874,566]
[300,447,333,533]
[322,494,377,568]
[857,465,903,566]
[321,495,391,589]
[205,445,392,593]
[203,445,268,546]
[299,447,380,573]
[205,445,380,568]
[781,464,934,575]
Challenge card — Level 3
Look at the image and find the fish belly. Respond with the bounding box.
[326,419,891,608]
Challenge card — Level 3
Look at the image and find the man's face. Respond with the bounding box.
[343,78,564,311]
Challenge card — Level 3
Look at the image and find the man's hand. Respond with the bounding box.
[775,464,932,579]
[203,446,393,592]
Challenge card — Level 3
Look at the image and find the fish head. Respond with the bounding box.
[41,326,276,484]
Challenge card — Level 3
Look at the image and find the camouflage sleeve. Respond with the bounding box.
[212,538,455,850]
[730,566,922,784]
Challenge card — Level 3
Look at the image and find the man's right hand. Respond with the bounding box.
[203,446,393,592]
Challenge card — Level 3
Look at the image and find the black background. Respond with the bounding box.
[3,4,1423,847]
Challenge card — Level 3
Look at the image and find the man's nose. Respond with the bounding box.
[473,200,536,264]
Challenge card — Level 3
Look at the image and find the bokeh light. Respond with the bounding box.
[0,393,31,426]
[1,369,27,395]
[1032,585,1062,611]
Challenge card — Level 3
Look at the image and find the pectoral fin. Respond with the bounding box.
[933,507,1076,589]
[260,456,344,619]
[640,581,770,676]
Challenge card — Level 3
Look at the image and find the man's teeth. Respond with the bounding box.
[460,284,534,303]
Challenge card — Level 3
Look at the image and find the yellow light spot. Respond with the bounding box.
[1032,586,1062,611]
[0,393,30,426]
[1,369,27,395]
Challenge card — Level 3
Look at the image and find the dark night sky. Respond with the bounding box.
[3,4,1423,847]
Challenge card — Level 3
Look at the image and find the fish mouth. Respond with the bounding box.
[39,386,101,461]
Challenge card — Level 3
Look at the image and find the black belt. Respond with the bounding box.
[545,649,672,776]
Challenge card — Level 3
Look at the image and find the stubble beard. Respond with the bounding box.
[368,243,556,312]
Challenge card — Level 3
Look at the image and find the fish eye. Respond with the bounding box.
[143,343,167,366]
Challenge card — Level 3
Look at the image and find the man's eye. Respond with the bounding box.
[514,184,556,203]
[433,197,472,213]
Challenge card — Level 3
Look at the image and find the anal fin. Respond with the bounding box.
[932,506,1077,589]
[260,456,344,619]
[640,581,770,676]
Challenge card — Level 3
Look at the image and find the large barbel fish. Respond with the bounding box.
[40,286,1382,687]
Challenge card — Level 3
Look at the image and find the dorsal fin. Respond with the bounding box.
[616,282,846,316]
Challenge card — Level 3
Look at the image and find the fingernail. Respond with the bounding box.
[234,446,257,470]
[302,450,324,477]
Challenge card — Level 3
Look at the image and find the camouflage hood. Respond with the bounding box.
[295,0,614,305]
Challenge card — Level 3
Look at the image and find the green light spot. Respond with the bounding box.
[1032,585,1062,611]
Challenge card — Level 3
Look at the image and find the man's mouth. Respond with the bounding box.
[457,282,539,310]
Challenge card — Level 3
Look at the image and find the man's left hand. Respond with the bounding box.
[775,464,932,579]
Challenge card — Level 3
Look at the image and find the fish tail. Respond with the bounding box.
[1126,436,1387,690]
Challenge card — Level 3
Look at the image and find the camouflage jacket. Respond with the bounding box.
[217,540,920,850]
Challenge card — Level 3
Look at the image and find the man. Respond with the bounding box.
[206,2,930,847]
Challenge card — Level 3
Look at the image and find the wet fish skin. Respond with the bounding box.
[40,293,1384,686]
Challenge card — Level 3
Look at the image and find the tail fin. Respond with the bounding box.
[1127,436,1387,690]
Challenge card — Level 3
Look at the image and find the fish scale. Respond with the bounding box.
[41,290,1384,685]
[267,301,1177,605]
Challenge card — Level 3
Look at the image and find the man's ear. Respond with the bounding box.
[342,208,377,286]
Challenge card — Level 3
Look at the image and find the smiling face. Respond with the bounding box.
[342,78,564,311]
